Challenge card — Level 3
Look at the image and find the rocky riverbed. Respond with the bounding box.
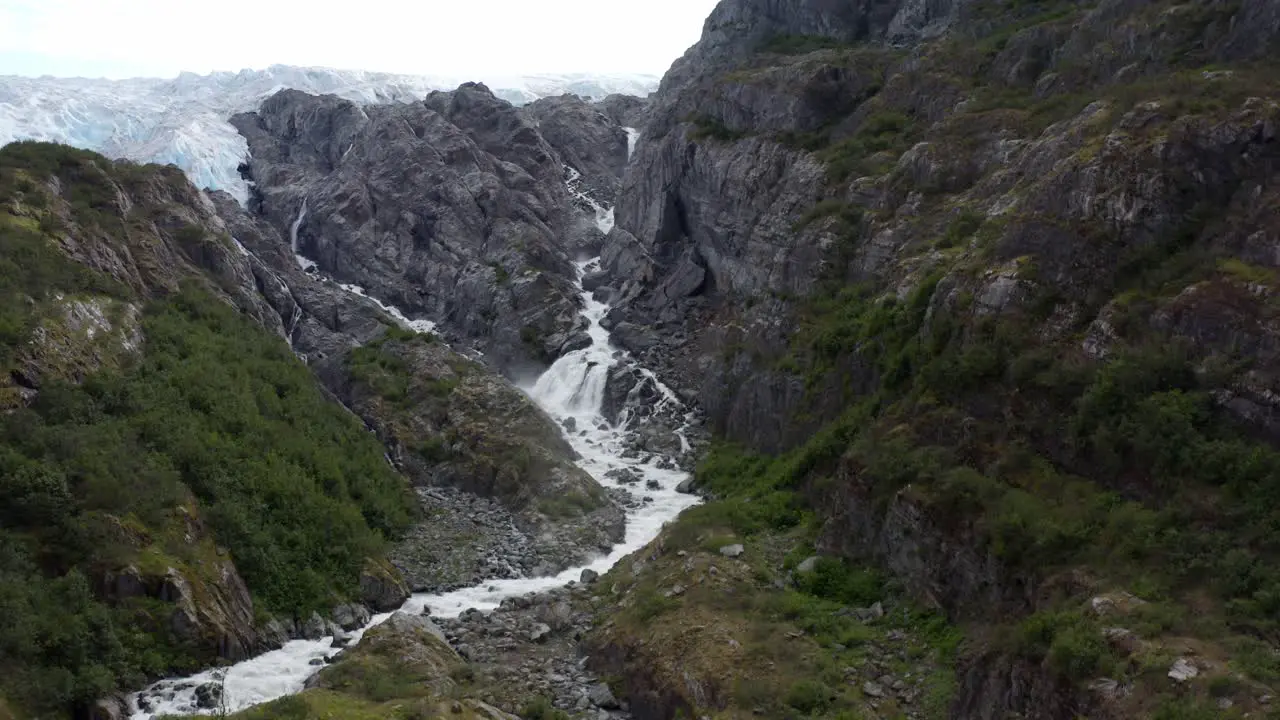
[434,579,630,719]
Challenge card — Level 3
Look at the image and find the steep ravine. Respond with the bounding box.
[129,167,701,718]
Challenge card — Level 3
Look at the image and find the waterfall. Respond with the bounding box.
[564,166,614,234]
[289,198,315,272]
[623,127,640,160]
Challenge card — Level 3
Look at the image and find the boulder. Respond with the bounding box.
[587,683,621,709]
[194,682,222,710]
[580,568,600,584]
[538,601,575,631]
[302,612,328,640]
[1169,658,1200,683]
[90,694,130,720]
[529,623,553,643]
[360,558,410,612]
[332,603,372,631]
[719,544,745,558]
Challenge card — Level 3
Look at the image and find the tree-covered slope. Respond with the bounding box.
[0,142,418,718]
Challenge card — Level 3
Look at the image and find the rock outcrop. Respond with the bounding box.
[522,94,631,204]
[231,85,588,375]
[605,0,1280,448]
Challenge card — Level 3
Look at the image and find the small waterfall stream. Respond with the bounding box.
[131,166,698,719]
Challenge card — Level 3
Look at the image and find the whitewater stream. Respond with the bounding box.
[131,148,700,718]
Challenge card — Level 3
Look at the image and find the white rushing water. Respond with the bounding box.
[288,199,316,272]
[131,176,697,720]
[565,166,615,235]
[623,127,640,160]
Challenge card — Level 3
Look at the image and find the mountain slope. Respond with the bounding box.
[0,65,659,204]
[585,0,1280,716]
[0,133,629,718]
[0,141,421,718]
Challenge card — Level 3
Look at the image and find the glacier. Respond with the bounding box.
[0,64,659,203]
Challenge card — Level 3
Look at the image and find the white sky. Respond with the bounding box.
[0,0,720,79]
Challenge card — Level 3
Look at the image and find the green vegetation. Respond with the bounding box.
[598,478,961,718]
[520,696,571,720]
[688,115,749,143]
[0,288,418,716]
[0,142,418,718]
[938,210,985,249]
[701,205,1280,708]
[761,34,852,55]
[819,111,917,183]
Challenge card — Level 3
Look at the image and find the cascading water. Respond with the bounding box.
[289,199,315,272]
[565,166,614,234]
[623,127,640,160]
[131,166,699,720]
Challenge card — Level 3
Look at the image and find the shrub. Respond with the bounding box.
[785,679,836,714]
[794,558,882,606]
[688,115,748,143]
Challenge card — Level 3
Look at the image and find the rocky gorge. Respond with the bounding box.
[3,0,1280,718]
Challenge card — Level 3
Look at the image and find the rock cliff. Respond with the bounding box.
[585,0,1280,716]
[231,84,639,375]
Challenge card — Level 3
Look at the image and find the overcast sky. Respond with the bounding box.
[0,0,720,79]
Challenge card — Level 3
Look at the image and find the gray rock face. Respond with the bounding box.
[597,94,651,130]
[231,84,584,376]
[522,94,631,204]
[332,603,372,631]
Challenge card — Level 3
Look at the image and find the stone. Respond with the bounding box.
[90,694,130,720]
[1088,592,1147,617]
[302,612,328,640]
[359,559,410,612]
[853,604,883,622]
[587,683,620,709]
[676,477,696,494]
[605,468,643,485]
[645,478,661,490]
[580,568,600,584]
[1168,658,1200,682]
[332,602,372,631]
[194,682,222,710]
[537,601,574,631]
[796,556,820,574]
[529,623,553,643]
[1102,627,1141,655]
[862,681,885,698]
[664,584,686,598]
[719,544,745,558]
